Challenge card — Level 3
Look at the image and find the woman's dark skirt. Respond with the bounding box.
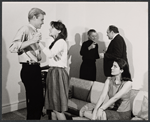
[44,67,69,112]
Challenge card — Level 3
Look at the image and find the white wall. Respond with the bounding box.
[2,2,148,113]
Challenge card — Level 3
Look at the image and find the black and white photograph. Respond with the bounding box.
[2,1,148,120]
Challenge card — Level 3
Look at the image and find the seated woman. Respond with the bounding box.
[92,58,132,120]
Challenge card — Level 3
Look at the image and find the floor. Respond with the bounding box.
[2,108,88,120]
[2,108,48,120]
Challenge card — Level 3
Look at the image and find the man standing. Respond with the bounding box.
[99,25,131,78]
[9,8,46,120]
[80,29,99,81]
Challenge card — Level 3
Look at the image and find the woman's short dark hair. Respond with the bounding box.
[49,20,67,49]
[87,29,96,36]
[114,58,132,81]
[51,20,67,40]
[109,25,119,33]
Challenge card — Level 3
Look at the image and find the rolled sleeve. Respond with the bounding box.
[9,26,28,53]
[9,41,22,53]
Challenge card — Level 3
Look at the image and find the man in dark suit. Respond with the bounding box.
[99,25,131,78]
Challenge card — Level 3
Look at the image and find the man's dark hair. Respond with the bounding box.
[109,25,119,33]
[87,29,96,36]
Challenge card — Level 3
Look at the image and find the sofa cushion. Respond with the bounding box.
[69,77,93,101]
[68,98,89,116]
[87,81,109,104]
[73,85,91,101]
[132,90,148,119]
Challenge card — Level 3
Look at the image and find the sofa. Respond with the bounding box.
[41,73,148,120]
[65,77,148,120]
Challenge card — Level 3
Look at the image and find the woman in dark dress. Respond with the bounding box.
[80,29,99,81]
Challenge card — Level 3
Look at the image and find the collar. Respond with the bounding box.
[28,23,37,32]
[112,33,119,40]
[88,39,93,42]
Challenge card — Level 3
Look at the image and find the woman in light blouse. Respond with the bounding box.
[39,20,69,120]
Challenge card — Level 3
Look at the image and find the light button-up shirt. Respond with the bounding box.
[9,24,41,63]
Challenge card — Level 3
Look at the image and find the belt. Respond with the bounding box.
[49,66,65,69]
[20,62,40,65]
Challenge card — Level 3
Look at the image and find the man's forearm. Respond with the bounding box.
[20,39,36,50]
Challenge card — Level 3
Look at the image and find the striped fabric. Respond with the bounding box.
[44,67,69,112]
[9,24,41,63]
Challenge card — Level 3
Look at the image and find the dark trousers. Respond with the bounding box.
[20,64,44,120]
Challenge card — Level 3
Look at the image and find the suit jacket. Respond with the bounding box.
[104,34,128,77]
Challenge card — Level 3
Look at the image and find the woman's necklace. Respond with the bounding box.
[113,78,122,91]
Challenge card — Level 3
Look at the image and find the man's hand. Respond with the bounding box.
[32,32,42,43]
[99,53,104,59]
[88,42,96,50]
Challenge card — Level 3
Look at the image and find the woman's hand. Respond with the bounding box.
[53,51,63,61]
[96,108,104,120]
[91,108,97,120]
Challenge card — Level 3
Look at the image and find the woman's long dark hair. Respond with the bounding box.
[114,58,132,81]
[49,20,67,49]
